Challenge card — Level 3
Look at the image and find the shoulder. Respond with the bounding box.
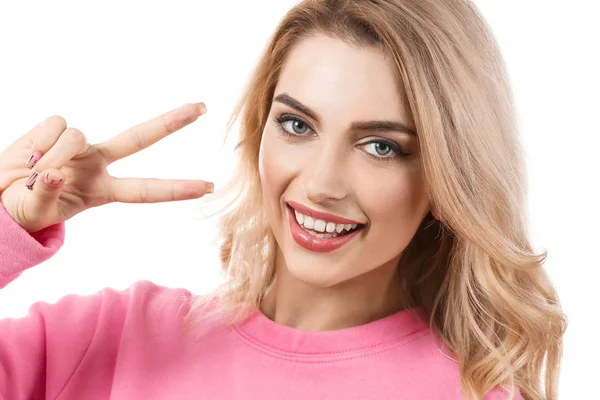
[0,279,198,397]
[95,280,197,335]
[32,280,193,319]
[24,279,196,345]
[384,328,465,396]
[380,328,522,399]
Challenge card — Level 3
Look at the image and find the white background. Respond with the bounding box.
[0,1,598,397]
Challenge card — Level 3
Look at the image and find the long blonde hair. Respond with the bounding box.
[184,1,567,398]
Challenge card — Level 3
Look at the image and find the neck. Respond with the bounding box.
[259,250,405,332]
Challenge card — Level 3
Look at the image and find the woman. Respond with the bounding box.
[0,0,566,399]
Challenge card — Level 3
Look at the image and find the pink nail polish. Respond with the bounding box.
[25,171,39,190]
[43,173,62,188]
[27,150,42,169]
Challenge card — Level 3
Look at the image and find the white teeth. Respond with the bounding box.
[317,233,334,238]
[326,222,336,233]
[293,208,361,235]
[304,216,315,229]
[308,230,338,238]
[313,219,326,232]
[295,210,304,225]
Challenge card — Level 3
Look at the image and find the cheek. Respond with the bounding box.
[357,164,429,231]
[353,165,429,268]
[258,128,299,210]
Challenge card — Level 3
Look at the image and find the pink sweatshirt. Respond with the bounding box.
[0,203,521,399]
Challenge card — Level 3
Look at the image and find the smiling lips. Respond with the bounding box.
[287,201,363,225]
[286,201,365,252]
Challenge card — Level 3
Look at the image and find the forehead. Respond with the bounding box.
[274,34,414,129]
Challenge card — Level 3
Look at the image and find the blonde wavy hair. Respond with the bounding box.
[183,0,567,399]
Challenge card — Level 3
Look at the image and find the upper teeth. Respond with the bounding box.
[294,210,358,233]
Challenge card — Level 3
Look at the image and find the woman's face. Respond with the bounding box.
[259,34,431,289]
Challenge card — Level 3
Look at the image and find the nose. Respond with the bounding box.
[303,143,348,204]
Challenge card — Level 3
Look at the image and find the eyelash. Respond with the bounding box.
[273,114,410,162]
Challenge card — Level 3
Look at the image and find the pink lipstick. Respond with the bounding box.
[287,205,364,253]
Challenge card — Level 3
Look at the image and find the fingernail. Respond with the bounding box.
[43,173,63,188]
[205,182,214,193]
[196,102,207,114]
[25,171,39,190]
[27,150,43,169]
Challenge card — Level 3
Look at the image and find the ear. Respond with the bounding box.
[431,207,440,220]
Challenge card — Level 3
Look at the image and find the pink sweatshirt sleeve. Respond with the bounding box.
[0,204,163,399]
[0,203,85,398]
[0,203,65,289]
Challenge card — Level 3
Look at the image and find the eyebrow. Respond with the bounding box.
[273,93,417,136]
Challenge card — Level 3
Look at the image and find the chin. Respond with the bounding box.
[277,245,361,289]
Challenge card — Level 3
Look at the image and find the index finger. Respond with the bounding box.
[97,102,206,165]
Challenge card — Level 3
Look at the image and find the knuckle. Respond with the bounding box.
[96,144,112,162]
[0,177,10,191]
[170,181,176,202]
[130,129,145,151]
[161,114,175,135]
[138,180,149,203]
[44,115,67,130]
[64,128,86,145]
[0,170,21,193]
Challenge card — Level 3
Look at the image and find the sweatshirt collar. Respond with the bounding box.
[232,306,430,358]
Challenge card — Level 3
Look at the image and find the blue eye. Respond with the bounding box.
[273,114,410,162]
[364,142,393,157]
[274,115,312,136]
[360,140,409,161]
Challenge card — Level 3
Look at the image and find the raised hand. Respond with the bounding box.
[0,103,213,233]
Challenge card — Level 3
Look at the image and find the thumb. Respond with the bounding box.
[27,168,65,218]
